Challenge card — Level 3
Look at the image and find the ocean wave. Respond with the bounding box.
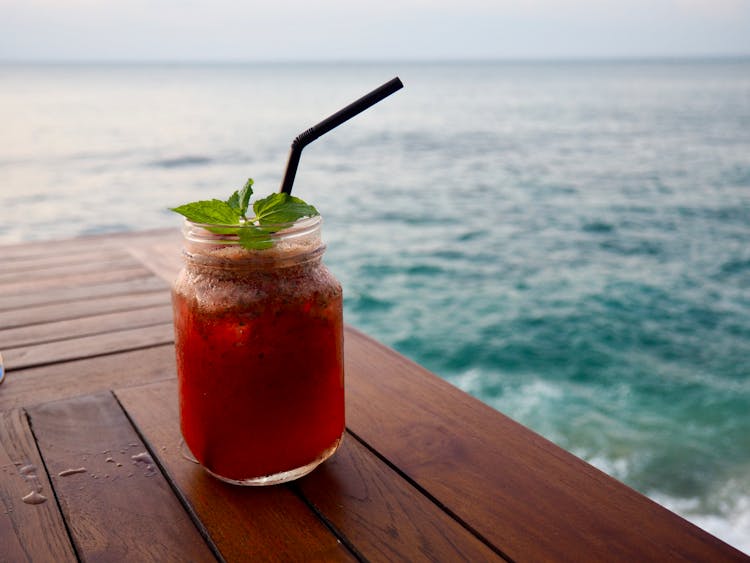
[451,367,750,554]
[599,237,664,256]
[586,449,750,554]
[677,205,750,223]
[582,220,616,233]
[346,292,394,313]
[719,258,750,277]
[650,490,750,555]
[147,155,213,168]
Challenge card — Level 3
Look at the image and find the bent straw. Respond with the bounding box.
[279,77,404,195]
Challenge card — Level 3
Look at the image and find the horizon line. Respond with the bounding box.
[1,54,749,66]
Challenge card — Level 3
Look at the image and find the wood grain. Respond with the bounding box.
[296,433,503,562]
[3,322,174,371]
[0,227,175,262]
[0,275,167,313]
[0,237,123,262]
[125,239,183,284]
[343,326,748,562]
[0,304,173,349]
[27,392,216,562]
[0,254,144,285]
[0,409,77,562]
[0,265,154,298]
[0,247,134,275]
[116,380,355,562]
[0,290,170,330]
[0,344,176,411]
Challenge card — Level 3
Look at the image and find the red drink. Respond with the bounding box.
[172,216,344,485]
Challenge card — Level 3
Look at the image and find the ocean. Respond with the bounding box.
[1,60,749,551]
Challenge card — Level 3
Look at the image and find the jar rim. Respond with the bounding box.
[183,214,321,246]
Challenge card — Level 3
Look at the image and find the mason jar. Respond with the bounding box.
[172,215,344,485]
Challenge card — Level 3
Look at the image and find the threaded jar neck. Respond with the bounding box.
[181,215,325,271]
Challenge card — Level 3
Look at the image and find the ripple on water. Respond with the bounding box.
[147,155,213,168]
[582,220,615,234]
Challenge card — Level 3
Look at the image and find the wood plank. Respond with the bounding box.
[296,433,504,562]
[343,326,748,563]
[0,409,77,562]
[0,265,154,298]
[2,227,180,299]
[0,304,173,349]
[0,227,175,262]
[0,344,176,412]
[3,322,174,371]
[0,290,170,330]
[0,237,123,262]
[26,392,216,562]
[116,380,355,562]
[0,275,167,312]
[0,254,144,285]
[0,247,133,274]
[124,234,183,284]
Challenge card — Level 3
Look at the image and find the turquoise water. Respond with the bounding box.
[1,60,749,550]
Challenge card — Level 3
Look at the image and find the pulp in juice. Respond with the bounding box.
[172,249,344,483]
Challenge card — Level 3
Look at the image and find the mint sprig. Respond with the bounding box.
[170,178,319,250]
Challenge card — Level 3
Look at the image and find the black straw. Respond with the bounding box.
[279,77,404,194]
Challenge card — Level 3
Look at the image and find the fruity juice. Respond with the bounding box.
[172,217,344,485]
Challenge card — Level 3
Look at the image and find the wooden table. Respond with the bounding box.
[0,229,746,562]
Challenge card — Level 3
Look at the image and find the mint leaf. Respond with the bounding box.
[226,191,241,213]
[170,199,240,225]
[238,178,253,217]
[238,226,274,250]
[254,193,319,225]
[226,178,254,218]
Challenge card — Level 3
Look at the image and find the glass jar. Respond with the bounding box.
[172,215,344,485]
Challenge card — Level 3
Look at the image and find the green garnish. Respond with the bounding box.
[170,178,319,250]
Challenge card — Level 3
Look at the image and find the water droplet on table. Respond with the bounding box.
[58,467,87,477]
[131,452,157,475]
[131,452,153,464]
[22,491,47,505]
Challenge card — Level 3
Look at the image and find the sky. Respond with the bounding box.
[1,0,749,61]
